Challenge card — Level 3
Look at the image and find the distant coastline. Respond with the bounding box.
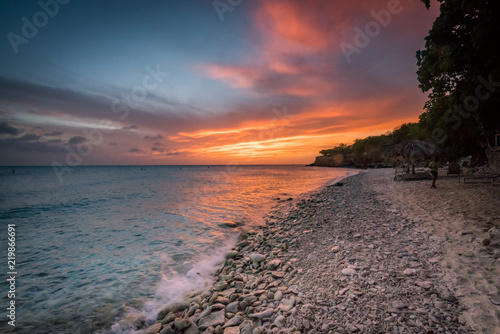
[307,154,391,169]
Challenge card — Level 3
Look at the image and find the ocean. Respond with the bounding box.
[0,165,354,333]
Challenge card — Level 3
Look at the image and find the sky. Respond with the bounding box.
[0,0,440,166]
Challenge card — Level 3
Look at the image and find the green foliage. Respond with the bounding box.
[320,143,348,156]
[319,123,427,165]
[420,0,431,10]
[417,0,500,144]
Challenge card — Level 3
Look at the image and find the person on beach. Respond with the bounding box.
[428,157,439,188]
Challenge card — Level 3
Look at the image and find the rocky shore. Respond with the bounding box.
[138,170,484,334]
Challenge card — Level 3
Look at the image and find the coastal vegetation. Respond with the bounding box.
[317,0,500,167]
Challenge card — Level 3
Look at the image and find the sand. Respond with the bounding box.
[372,168,500,333]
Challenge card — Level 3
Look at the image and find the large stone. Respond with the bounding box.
[274,315,285,328]
[249,308,274,319]
[219,288,236,298]
[224,327,240,334]
[271,271,285,278]
[174,317,191,330]
[211,304,226,311]
[278,303,293,312]
[225,251,238,259]
[143,322,162,334]
[239,301,248,311]
[161,313,176,325]
[190,312,202,325]
[252,290,266,296]
[160,325,175,334]
[188,303,200,316]
[266,259,281,270]
[249,254,266,262]
[341,268,356,275]
[234,281,245,293]
[274,290,283,301]
[184,320,200,334]
[215,296,231,305]
[226,301,239,314]
[219,222,238,228]
[158,302,190,320]
[403,268,419,276]
[239,320,254,334]
[215,282,228,291]
[282,296,295,306]
[415,280,432,289]
[287,285,299,295]
[121,314,146,329]
[199,306,214,319]
[223,314,244,328]
[201,327,215,334]
[198,310,225,330]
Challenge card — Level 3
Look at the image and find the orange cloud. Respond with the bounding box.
[202,65,259,88]
[163,91,424,163]
[201,1,383,98]
[170,0,439,164]
[256,1,336,49]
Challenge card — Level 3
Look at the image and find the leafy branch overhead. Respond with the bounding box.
[420,0,431,10]
[416,0,500,141]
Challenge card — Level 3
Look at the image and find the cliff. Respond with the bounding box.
[308,154,347,167]
[308,153,391,168]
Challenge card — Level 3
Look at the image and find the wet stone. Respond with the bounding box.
[198,310,225,330]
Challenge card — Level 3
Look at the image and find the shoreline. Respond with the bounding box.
[136,169,498,334]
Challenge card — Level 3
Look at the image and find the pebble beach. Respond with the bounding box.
[134,169,500,334]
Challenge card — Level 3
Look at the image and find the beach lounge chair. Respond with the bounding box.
[394,168,431,181]
[459,173,499,183]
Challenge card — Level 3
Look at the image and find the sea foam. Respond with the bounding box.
[109,234,238,333]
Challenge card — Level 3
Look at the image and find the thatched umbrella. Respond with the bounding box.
[385,139,440,173]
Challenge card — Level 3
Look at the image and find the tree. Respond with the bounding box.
[417,0,500,156]
[320,143,349,156]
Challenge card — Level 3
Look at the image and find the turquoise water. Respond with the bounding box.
[0,165,354,333]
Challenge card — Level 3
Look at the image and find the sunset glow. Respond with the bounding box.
[0,0,440,165]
